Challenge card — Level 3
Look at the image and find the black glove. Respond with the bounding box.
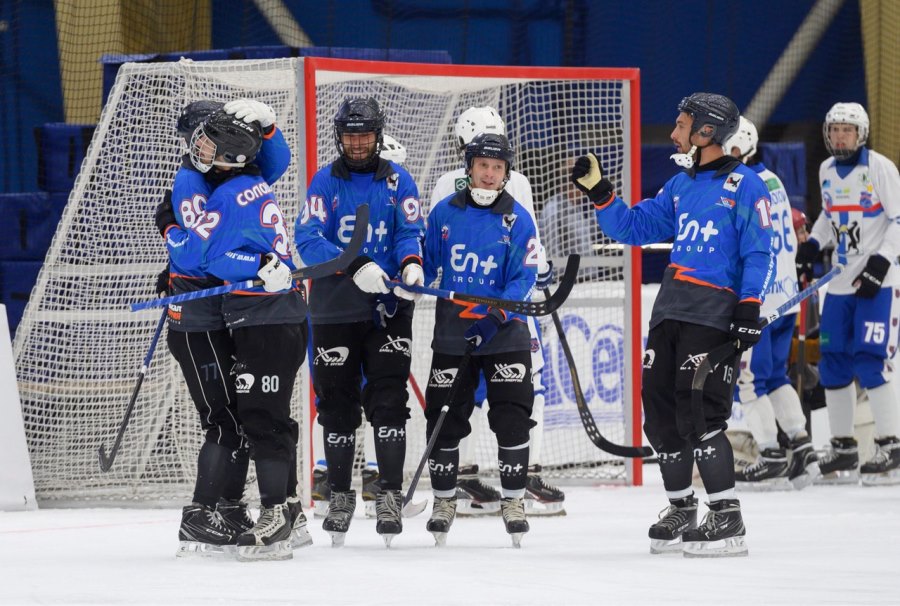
[464,308,504,350]
[795,240,819,283]
[155,190,177,237]
[730,302,762,353]
[155,266,170,298]
[854,254,891,298]
[571,153,614,205]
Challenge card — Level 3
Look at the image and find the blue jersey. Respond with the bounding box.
[295,157,424,324]
[424,190,538,355]
[596,157,774,332]
[165,170,306,328]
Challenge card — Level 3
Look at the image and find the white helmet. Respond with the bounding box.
[379,134,407,166]
[823,102,869,160]
[723,116,758,163]
[455,106,506,157]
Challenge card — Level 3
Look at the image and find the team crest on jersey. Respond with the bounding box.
[235,373,255,394]
[429,368,458,388]
[441,225,450,240]
[490,363,527,383]
[530,338,540,353]
[454,177,468,192]
[859,191,873,208]
[387,172,399,191]
[378,335,412,357]
[831,221,861,253]
[716,197,735,209]
[502,213,518,230]
[723,172,744,192]
[679,353,707,371]
[314,346,350,366]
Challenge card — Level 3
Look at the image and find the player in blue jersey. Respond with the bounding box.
[795,102,900,486]
[157,110,309,561]
[294,97,425,547]
[421,132,538,548]
[572,93,774,558]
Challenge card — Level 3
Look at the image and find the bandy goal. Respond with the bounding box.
[13,56,643,506]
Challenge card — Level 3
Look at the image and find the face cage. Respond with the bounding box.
[335,129,382,168]
[189,129,216,173]
[823,122,864,161]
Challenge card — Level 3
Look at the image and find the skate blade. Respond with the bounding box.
[312,500,329,519]
[176,541,233,558]
[401,499,428,518]
[649,538,684,555]
[290,527,313,549]
[861,469,900,486]
[509,532,525,549]
[456,499,501,517]
[381,533,399,548]
[814,469,860,485]
[327,531,347,548]
[790,462,820,490]
[735,477,792,492]
[236,540,293,562]
[683,536,748,558]
[524,499,567,517]
[430,531,449,547]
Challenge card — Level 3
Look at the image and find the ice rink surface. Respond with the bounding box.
[2,463,898,606]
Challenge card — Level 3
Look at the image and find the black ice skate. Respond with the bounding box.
[860,436,900,486]
[815,437,859,485]
[682,499,748,558]
[648,495,698,554]
[500,497,529,548]
[286,495,313,549]
[177,503,237,558]
[787,434,820,490]
[322,490,356,547]
[426,496,458,547]
[216,498,254,536]
[235,502,293,562]
[362,467,380,518]
[311,467,330,518]
[375,489,403,547]
[735,447,791,491]
[524,465,566,516]
[456,465,501,516]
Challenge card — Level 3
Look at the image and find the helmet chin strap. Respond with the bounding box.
[470,187,500,206]
[670,144,698,168]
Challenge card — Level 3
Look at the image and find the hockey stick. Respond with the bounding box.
[130,204,370,312]
[98,307,167,472]
[690,263,844,437]
[389,254,580,317]
[402,345,475,515]
[545,289,652,458]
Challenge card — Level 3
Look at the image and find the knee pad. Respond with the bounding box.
[487,403,536,447]
[854,352,890,390]
[366,401,412,428]
[819,352,855,388]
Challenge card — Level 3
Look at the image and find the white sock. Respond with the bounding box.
[529,392,545,466]
[826,383,857,438]
[742,394,779,450]
[866,382,900,438]
[769,384,808,438]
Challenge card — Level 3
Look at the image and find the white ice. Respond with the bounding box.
[2,463,898,606]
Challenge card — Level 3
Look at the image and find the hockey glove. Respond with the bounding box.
[348,256,390,295]
[156,266,170,298]
[257,253,293,292]
[536,258,554,290]
[393,260,424,302]
[571,153,614,206]
[795,240,820,283]
[464,308,504,351]
[224,99,276,129]
[853,254,891,299]
[154,190,177,237]
[730,301,763,353]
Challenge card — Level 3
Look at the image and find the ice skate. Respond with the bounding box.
[216,498,254,536]
[648,495,698,554]
[500,497,529,548]
[176,503,237,558]
[286,495,313,548]
[235,502,293,561]
[860,436,900,486]
[311,466,330,518]
[682,499,748,558]
[322,490,356,547]
[815,437,859,485]
[456,465,501,516]
[426,496,457,547]
[787,434,820,490]
[361,467,380,518]
[374,489,403,547]
[735,447,791,491]
[524,465,566,516]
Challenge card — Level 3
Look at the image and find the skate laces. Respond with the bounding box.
[431,498,457,524]
[655,503,692,530]
[254,505,286,536]
[202,507,228,531]
[375,490,401,523]
[329,491,356,515]
[501,498,526,522]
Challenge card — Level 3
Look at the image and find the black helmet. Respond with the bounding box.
[464,132,514,175]
[333,97,385,169]
[189,110,262,173]
[677,93,740,145]
[177,100,224,142]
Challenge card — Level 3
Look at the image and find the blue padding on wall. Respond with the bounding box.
[0,193,64,261]
[35,124,96,193]
[0,261,42,336]
[759,142,807,210]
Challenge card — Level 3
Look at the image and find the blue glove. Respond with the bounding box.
[464,310,504,350]
[536,258,554,290]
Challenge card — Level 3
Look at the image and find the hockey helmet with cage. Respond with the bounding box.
[823,102,869,161]
[379,134,407,166]
[333,97,385,169]
[723,116,759,162]
[464,132,514,174]
[455,106,506,157]
[177,100,225,142]
[677,93,740,145]
[189,110,262,174]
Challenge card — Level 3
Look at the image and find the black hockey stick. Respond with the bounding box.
[690,263,844,437]
[389,254,580,317]
[98,307,167,472]
[545,289,652,458]
[131,204,371,312]
[402,345,475,514]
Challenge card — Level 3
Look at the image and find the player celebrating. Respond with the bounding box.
[795,102,900,485]
[421,132,538,547]
[158,110,309,561]
[431,106,564,517]
[294,98,425,547]
[572,93,773,557]
[724,116,819,490]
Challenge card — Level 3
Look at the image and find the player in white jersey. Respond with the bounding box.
[431,106,565,515]
[724,117,819,490]
[795,102,900,485]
